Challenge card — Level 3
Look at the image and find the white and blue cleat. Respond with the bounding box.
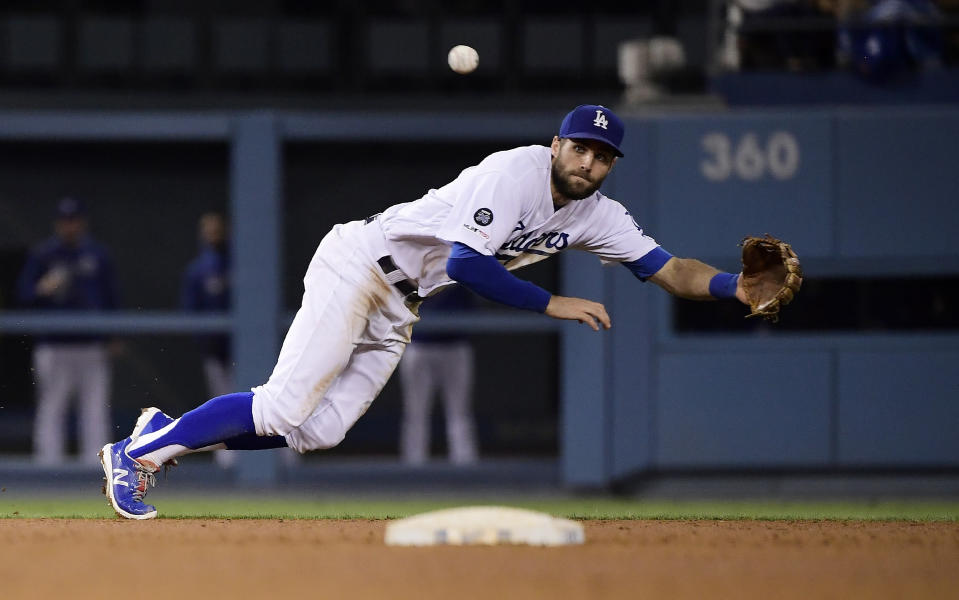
[98,407,173,519]
[98,437,159,520]
[130,407,178,469]
[131,406,175,440]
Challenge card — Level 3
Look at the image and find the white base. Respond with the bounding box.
[385,506,584,547]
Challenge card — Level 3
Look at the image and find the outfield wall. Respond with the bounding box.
[563,106,959,486]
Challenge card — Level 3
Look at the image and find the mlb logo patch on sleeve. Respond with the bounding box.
[473,208,493,226]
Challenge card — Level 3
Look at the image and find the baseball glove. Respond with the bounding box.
[739,234,802,322]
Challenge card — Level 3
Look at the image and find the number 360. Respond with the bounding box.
[700,131,800,182]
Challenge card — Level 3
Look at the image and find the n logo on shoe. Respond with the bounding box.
[112,468,129,487]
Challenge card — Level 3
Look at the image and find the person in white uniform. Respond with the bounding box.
[398,284,479,466]
[99,104,749,519]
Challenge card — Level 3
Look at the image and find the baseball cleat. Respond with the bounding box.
[99,438,159,520]
[131,407,175,440]
[129,407,178,469]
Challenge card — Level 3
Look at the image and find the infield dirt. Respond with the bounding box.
[2,519,957,599]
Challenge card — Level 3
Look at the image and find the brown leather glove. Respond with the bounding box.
[740,234,803,322]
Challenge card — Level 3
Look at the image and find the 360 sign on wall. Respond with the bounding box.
[644,114,832,257]
[700,131,801,182]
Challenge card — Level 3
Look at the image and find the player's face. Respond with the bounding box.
[54,216,87,246]
[550,137,616,201]
[199,213,226,246]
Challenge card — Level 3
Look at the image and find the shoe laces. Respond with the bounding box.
[131,462,157,503]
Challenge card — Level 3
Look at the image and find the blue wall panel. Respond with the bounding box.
[653,114,833,259]
[656,351,832,467]
[560,251,610,487]
[607,120,658,479]
[609,268,656,478]
[231,114,283,485]
[838,350,959,465]
[612,119,656,225]
[836,111,959,258]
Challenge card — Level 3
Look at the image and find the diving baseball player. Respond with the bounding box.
[100,104,749,519]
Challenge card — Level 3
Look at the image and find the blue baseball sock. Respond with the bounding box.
[128,392,258,460]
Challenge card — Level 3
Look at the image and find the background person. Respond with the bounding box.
[181,212,236,468]
[398,284,479,466]
[16,196,118,466]
[837,0,944,82]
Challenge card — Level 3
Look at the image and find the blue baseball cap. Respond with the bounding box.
[56,196,87,219]
[558,104,625,157]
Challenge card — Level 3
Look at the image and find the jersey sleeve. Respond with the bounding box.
[574,200,662,265]
[435,170,525,256]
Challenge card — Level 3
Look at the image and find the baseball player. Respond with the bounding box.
[18,196,119,466]
[100,104,748,519]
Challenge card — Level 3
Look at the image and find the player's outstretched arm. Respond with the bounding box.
[649,257,748,303]
[446,243,611,330]
[544,295,611,331]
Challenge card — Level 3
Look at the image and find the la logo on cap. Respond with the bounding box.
[593,109,609,130]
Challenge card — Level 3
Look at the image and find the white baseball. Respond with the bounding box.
[448,45,479,75]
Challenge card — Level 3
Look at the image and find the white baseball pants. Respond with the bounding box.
[32,343,110,465]
[251,219,419,453]
[399,341,478,465]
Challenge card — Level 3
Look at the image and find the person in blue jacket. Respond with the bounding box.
[181,212,235,467]
[17,196,118,465]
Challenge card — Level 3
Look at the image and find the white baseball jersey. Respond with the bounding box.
[378,145,660,296]
[252,144,662,453]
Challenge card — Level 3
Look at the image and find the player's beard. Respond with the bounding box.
[551,164,601,201]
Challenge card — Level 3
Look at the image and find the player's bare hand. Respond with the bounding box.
[544,295,611,331]
[735,272,749,305]
[36,267,70,297]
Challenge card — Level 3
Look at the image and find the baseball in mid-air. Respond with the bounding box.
[448,45,479,75]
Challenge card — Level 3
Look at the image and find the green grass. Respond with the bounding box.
[1,494,957,521]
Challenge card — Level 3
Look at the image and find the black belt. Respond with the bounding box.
[365,214,421,302]
[376,255,422,303]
